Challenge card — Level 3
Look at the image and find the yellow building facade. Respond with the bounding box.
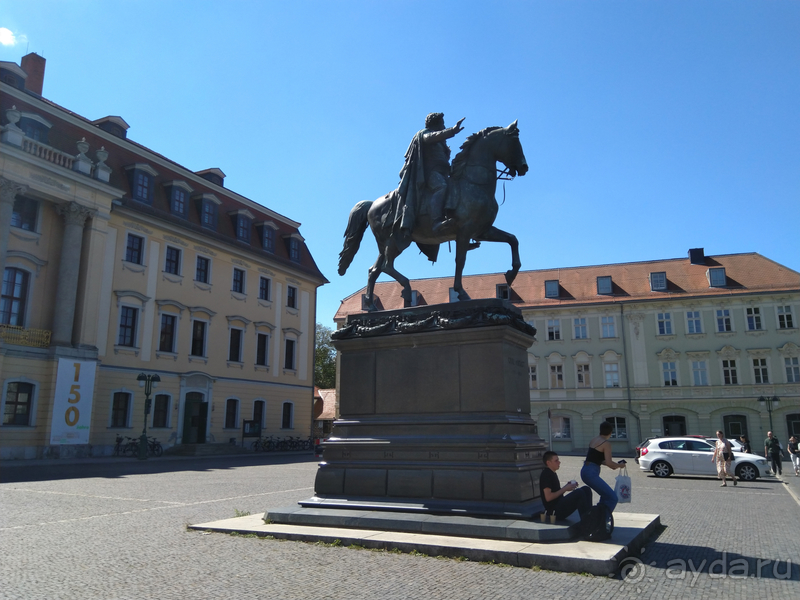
[1,54,327,459]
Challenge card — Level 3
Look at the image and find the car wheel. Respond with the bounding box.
[652,460,672,478]
[736,463,758,481]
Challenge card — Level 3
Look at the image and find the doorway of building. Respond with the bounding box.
[663,415,687,436]
[182,392,208,444]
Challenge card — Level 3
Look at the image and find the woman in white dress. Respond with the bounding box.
[711,430,737,487]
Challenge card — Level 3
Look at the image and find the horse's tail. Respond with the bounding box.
[338,200,372,276]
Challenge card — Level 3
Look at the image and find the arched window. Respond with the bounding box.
[225,398,239,429]
[2,380,36,426]
[722,414,748,439]
[253,400,266,428]
[787,413,800,439]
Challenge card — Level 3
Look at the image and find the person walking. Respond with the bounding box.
[712,430,737,487]
[788,436,800,477]
[739,435,752,454]
[764,431,785,476]
[580,421,626,513]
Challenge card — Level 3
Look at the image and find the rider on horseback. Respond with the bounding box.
[398,112,465,237]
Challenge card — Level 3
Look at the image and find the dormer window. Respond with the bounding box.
[650,272,667,292]
[163,181,193,218]
[18,113,52,144]
[229,209,254,243]
[283,233,304,263]
[496,284,509,300]
[597,276,612,295]
[124,164,158,205]
[256,221,279,252]
[193,193,221,230]
[544,280,559,299]
[708,267,726,287]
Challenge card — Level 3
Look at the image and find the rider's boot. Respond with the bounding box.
[432,209,456,234]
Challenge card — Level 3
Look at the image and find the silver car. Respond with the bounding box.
[639,437,771,481]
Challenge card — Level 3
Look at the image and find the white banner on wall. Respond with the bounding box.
[50,358,97,445]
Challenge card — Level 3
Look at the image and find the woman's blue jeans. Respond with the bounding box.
[580,462,618,512]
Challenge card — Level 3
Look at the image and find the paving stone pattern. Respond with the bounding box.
[1,454,798,599]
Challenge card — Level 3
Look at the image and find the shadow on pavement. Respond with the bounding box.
[0,453,319,484]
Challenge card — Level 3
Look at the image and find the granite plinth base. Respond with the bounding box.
[317,300,545,516]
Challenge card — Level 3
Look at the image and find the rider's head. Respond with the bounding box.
[426,112,445,131]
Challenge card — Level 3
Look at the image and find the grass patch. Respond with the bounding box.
[233,508,251,518]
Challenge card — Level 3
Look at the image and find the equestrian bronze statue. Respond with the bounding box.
[338,114,528,311]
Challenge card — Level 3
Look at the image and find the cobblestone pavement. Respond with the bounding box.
[1,454,798,600]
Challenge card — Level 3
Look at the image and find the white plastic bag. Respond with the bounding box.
[615,467,631,503]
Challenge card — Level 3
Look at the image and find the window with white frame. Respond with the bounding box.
[549,364,564,389]
[164,247,181,275]
[746,307,762,331]
[657,312,673,335]
[496,284,509,300]
[117,306,138,347]
[232,268,246,294]
[708,267,726,287]
[1,267,30,326]
[662,362,678,386]
[574,317,587,339]
[722,360,738,385]
[284,338,296,370]
[195,256,211,284]
[110,392,131,428]
[287,286,298,309]
[281,401,294,429]
[547,319,561,341]
[686,311,702,334]
[752,358,769,384]
[11,197,38,232]
[576,363,591,388]
[544,280,559,298]
[601,316,616,338]
[125,234,144,265]
[716,309,732,332]
[152,394,170,428]
[692,360,709,386]
[228,328,243,362]
[190,320,207,357]
[650,272,667,291]
[259,277,271,301]
[224,398,239,429]
[597,276,612,295]
[777,306,795,329]
[2,381,35,426]
[605,416,627,439]
[786,357,800,383]
[604,362,620,388]
[158,314,177,353]
[551,416,571,439]
[529,365,537,389]
[256,333,270,366]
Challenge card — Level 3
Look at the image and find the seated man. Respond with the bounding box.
[539,451,592,521]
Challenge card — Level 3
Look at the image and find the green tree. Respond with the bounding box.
[314,323,337,389]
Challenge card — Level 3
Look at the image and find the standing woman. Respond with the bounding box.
[712,430,737,487]
[739,435,752,454]
[580,421,626,512]
[788,436,800,476]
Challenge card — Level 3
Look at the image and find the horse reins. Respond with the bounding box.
[496,167,515,205]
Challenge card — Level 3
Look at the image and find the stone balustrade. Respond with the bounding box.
[21,138,75,170]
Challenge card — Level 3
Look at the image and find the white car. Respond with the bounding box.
[639,437,771,481]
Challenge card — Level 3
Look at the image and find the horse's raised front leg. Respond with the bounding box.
[381,246,413,307]
[364,254,385,311]
[474,226,521,286]
[452,237,471,301]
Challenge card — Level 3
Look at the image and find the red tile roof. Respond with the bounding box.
[313,388,337,420]
[334,253,799,322]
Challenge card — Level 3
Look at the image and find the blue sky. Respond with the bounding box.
[3,1,798,325]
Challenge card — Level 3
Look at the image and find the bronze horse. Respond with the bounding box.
[338,121,528,311]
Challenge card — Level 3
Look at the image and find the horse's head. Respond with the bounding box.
[496,120,528,178]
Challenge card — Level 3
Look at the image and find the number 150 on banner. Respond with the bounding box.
[50,358,97,445]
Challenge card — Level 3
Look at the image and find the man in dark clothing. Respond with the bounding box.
[539,451,592,521]
[764,431,785,475]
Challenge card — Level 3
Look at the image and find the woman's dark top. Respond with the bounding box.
[740,439,752,453]
[789,441,798,455]
[585,445,605,465]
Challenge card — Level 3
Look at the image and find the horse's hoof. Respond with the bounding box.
[457,291,471,302]
[504,270,519,286]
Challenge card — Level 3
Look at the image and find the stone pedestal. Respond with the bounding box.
[306,299,546,517]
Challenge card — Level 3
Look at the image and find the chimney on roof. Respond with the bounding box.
[688,248,706,265]
[20,53,46,96]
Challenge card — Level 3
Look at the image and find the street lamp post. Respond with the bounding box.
[137,373,161,460]
[758,395,780,433]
